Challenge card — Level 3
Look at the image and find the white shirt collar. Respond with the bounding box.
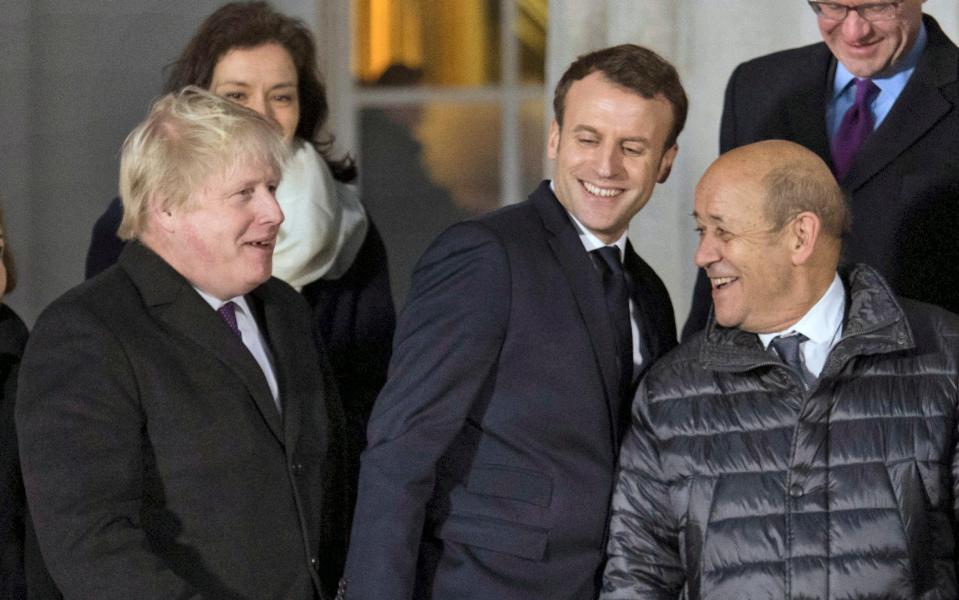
[832,21,927,100]
[192,286,280,406]
[192,287,252,316]
[758,273,845,349]
[549,180,628,259]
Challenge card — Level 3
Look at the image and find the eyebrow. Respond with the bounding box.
[690,210,726,224]
[214,80,297,90]
[570,124,651,145]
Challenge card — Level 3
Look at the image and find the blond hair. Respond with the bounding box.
[118,86,288,239]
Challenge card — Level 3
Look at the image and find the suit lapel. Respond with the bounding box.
[844,16,958,190]
[531,183,622,447]
[251,285,328,453]
[785,45,834,165]
[119,242,285,445]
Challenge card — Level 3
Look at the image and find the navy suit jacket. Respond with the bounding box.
[341,182,676,599]
[17,242,346,599]
[684,14,959,339]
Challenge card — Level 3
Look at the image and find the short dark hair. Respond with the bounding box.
[553,44,688,150]
[164,1,355,182]
[763,162,851,239]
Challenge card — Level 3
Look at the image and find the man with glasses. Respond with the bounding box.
[603,140,959,598]
[682,0,959,340]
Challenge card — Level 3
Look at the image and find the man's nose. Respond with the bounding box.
[694,232,719,269]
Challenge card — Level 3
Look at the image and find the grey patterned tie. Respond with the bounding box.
[771,333,810,386]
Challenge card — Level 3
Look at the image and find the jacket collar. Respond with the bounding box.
[119,240,286,444]
[784,43,836,165]
[531,181,625,446]
[843,14,958,190]
[699,263,913,373]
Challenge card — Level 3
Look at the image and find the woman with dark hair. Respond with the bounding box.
[0,205,34,597]
[85,0,394,533]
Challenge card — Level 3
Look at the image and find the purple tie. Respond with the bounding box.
[217,302,242,339]
[831,78,879,181]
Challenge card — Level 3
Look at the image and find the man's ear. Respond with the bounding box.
[788,211,821,266]
[547,119,560,161]
[152,196,177,234]
[657,143,679,183]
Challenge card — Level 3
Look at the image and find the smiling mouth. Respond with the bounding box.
[581,180,623,198]
[710,276,737,289]
[845,39,881,51]
[246,239,275,250]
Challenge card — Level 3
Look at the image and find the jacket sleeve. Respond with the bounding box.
[601,379,684,599]
[683,61,746,342]
[16,300,200,599]
[953,372,959,569]
[341,221,510,599]
[719,62,744,155]
[684,64,746,343]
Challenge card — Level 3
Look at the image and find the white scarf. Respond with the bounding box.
[271,140,369,291]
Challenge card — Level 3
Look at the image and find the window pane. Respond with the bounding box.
[353,0,501,86]
[516,0,547,83]
[359,104,501,303]
[520,99,546,194]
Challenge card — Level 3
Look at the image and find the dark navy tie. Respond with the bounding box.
[593,246,633,400]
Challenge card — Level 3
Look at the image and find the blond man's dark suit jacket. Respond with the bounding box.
[684,14,959,339]
[341,182,677,599]
[16,241,347,599]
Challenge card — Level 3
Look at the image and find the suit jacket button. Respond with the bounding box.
[310,556,319,569]
[292,462,304,473]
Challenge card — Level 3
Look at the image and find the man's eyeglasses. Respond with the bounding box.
[808,1,903,22]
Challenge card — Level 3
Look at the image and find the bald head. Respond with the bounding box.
[706,140,849,246]
[694,140,849,333]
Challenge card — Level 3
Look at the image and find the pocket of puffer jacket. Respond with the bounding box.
[885,460,935,595]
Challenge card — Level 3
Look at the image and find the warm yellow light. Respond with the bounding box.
[353,0,547,86]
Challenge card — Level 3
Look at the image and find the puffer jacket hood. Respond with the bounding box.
[602,264,959,599]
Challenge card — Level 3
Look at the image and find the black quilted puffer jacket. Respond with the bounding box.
[602,264,959,599]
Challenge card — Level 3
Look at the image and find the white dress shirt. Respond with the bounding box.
[194,288,281,411]
[758,274,845,378]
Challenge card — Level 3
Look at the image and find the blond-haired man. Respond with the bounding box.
[18,88,344,599]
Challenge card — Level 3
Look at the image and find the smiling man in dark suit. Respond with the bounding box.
[684,0,959,339]
[340,45,685,599]
[17,88,344,599]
